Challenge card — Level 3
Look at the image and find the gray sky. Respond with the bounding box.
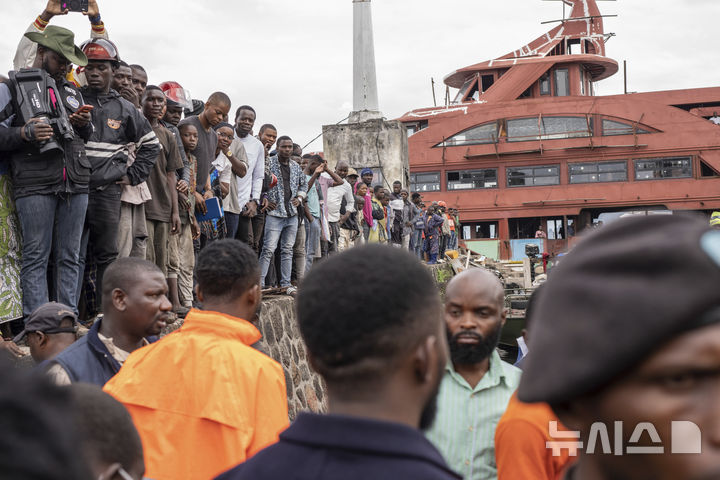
[2,0,719,151]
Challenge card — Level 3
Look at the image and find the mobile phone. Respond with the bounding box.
[62,0,89,12]
[76,105,94,114]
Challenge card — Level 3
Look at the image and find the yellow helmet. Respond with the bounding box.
[710,211,720,227]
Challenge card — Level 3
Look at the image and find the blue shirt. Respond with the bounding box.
[305,174,321,218]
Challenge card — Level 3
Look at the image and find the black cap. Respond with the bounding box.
[13,302,78,343]
[518,214,720,405]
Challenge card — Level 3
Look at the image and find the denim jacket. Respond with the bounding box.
[266,155,307,218]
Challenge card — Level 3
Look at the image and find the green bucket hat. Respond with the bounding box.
[25,25,88,67]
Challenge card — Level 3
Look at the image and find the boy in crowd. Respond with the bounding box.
[177,121,201,308]
[303,155,342,274]
[141,87,182,283]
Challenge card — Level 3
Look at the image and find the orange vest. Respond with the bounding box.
[104,309,289,480]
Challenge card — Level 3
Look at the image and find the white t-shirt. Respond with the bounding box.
[236,135,266,212]
[324,175,355,223]
[212,153,233,186]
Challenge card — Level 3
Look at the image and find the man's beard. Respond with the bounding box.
[448,323,502,365]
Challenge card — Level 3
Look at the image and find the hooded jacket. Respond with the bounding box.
[80,87,159,189]
[104,309,290,480]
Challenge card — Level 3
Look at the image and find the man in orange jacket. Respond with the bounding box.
[104,239,289,480]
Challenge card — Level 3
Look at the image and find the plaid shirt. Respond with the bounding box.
[266,155,308,218]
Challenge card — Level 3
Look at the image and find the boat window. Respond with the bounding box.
[410,172,441,192]
[569,161,627,183]
[436,122,498,147]
[481,75,495,93]
[453,76,477,103]
[539,73,551,95]
[405,120,428,137]
[508,116,590,142]
[464,222,499,240]
[602,119,650,136]
[700,160,719,177]
[634,157,692,180]
[554,69,570,96]
[447,169,498,190]
[507,165,560,187]
[541,116,592,139]
[507,118,541,142]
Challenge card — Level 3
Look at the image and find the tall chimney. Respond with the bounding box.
[351,0,382,123]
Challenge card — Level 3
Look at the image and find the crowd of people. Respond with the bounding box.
[3,208,720,480]
[0,0,462,333]
[5,3,720,480]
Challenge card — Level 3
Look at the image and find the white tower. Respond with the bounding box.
[351,0,382,123]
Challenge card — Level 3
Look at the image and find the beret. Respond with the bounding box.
[518,214,720,405]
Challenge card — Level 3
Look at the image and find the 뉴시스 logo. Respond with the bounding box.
[546,421,702,456]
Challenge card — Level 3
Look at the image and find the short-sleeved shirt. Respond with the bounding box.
[185,116,218,195]
[305,174,321,218]
[212,153,233,187]
[144,124,184,222]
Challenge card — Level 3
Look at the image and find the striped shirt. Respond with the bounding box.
[426,350,522,480]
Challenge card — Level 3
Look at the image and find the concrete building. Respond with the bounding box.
[323,0,409,188]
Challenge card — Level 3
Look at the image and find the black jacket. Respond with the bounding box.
[215,413,462,480]
[0,74,93,198]
[81,88,159,190]
[50,318,157,386]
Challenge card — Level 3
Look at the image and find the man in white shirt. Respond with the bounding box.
[233,106,266,247]
[324,161,356,253]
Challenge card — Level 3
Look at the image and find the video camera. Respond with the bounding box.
[9,69,75,155]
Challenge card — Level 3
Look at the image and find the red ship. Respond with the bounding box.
[398,0,720,261]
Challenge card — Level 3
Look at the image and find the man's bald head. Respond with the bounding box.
[446,268,504,307]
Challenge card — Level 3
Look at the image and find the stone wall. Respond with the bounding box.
[254,297,328,420]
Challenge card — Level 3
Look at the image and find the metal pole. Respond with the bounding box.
[432,78,437,107]
[623,60,628,94]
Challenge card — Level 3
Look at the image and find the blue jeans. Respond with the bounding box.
[450,231,458,250]
[413,229,424,259]
[15,193,88,317]
[225,212,240,240]
[260,215,298,288]
[305,216,321,275]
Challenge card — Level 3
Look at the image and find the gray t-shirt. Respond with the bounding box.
[185,115,218,194]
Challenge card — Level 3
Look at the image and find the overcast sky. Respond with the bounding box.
[2,0,719,151]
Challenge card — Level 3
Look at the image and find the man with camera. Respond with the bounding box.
[0,27,93,321]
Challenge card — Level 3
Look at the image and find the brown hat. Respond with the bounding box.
[13,302,78,343]
[518,214,720,405]
[346,167,359,177]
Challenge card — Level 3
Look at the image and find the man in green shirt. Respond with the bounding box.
[427,269,521,480]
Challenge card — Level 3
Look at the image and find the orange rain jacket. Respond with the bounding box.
[104,309,289,480]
